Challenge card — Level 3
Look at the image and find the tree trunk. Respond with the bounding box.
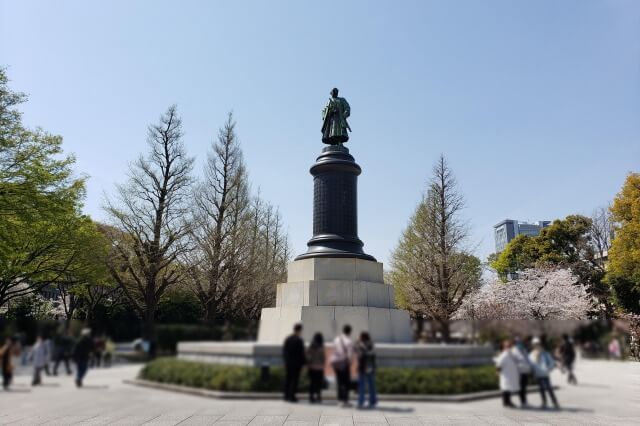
[142,307,157,360]
[440,319,451,343]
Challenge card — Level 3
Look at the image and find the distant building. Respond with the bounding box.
[494,219,551,253]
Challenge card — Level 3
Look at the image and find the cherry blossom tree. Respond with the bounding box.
[455,268,593,321]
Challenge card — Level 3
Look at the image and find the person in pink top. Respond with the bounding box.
[330,324,354,407]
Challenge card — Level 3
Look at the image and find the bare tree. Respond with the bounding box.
[186,114,290,326]
[235,197,289,323]
[187,113,251,322]
[591,205,613,266]
[104,105,194,357]
[389,155,481,341]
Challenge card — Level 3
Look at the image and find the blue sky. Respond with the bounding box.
[2,0,639,264]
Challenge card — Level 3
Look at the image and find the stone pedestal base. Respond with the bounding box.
[257,257,413,343]
[177,341,494,368]
[258,306,412,343]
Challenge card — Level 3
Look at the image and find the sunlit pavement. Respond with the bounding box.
[1,359,639,425]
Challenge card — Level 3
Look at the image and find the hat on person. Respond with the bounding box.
[531,336,541,345]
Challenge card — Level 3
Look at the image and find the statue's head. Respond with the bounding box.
[331,88,339,98]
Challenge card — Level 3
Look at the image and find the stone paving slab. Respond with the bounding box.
[0,359,638,425]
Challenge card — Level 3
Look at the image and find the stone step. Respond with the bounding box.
[276,280,395,308]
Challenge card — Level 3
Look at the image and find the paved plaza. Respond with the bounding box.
[1,359,639,425]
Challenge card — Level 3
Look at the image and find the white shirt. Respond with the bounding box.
[330,334,353,363]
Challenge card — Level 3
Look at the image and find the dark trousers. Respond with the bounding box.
[537,377,559,407]
[308,369,324,402]
[519,373,529,405]
[334,367,351,403]
[284,365,302,401]
[53,355,71,375]
[502,391,514,407]
[2,371,12,389]
[357,372,377,408]
[32,367,44,385]
[564,362,577,384]
[76,359,89,386]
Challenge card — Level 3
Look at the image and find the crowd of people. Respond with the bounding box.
[0,328,116,391]
[282,323,377,408]
[496,334,577,410]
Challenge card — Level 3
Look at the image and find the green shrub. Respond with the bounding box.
[139,358,497,394]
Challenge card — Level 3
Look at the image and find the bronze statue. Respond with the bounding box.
[321,88,351,145]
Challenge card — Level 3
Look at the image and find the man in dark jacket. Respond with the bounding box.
[282,323,305,402]
[73,329,94,387]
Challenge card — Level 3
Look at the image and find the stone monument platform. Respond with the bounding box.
[257,257,412,343]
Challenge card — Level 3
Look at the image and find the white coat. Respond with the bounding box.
[496,349,519,392]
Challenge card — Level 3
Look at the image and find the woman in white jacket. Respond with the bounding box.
[495,339,519,408]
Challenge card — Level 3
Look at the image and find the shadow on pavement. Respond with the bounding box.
[573,383,610,389]
[518,406,594,414]
[370,406,415,413]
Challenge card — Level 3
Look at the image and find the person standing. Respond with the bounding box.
[495,339,519,408]
[29,335,49,386]
[306,332,326,403]
[73,329,94,388]
[356,332,377,409]
[53,330,73,375]
[512,336,532,407]
[529,337,560,409]
[104,336,116,368]
[1,336,20,390]
[282,323,306,402]
[558,334,577,385]
[330,324,354,407]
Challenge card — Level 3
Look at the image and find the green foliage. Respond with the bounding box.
[376,366,497,394]
[491,215,594,279]
[607,173,640,313]
[140,358,289,392]
[0,67,107,308]
[155,324,252,354]
[140,358,498,394]
[157,289,204,324]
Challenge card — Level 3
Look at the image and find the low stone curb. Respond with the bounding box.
[124,379,554,403]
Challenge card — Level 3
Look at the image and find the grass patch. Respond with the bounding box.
[139,358,498,394]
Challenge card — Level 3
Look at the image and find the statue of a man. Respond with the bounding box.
[321,88,351,145]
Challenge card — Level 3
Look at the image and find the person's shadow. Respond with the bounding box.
[368,406,415,413]
[519,405,594,414]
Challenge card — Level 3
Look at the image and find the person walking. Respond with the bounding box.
[330,324,354,407]
[558,334,577,385]
[29,335,50,386]
[529,337,560,409]
[282,323,306,402]
[53,330,73,376]
[73,329,94,388]
[306,332,326,403]
[356,332,377,409]
[1,336,20,390]
[512,336,532,407]
[496,339,519,408]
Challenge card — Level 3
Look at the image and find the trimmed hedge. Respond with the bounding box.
[376,366,497,394]
[139,358,497,394]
